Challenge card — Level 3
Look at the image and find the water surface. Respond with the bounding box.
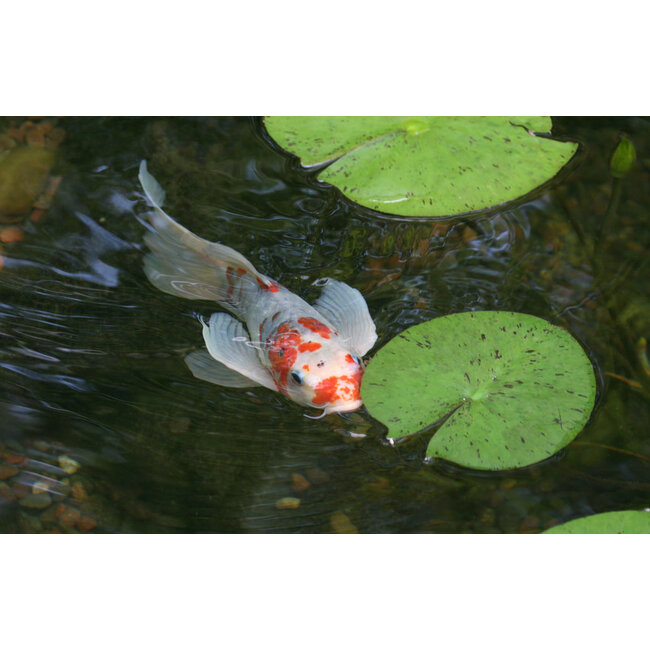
[1,117,648,533]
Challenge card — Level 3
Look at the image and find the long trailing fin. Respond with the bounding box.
[138,160,271,316]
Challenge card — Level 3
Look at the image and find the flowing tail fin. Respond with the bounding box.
[138,160,270,318]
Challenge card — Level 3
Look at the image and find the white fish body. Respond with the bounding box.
[138,161,377,415]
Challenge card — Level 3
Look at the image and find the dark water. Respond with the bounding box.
[0,116,648,533]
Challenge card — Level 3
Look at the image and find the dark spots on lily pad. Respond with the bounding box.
[361,309,595,472]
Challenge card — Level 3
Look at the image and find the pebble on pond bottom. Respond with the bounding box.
[58,455,81,475]
[291,473,311,493]
[275,497,301,510]
[0,465,19,480]
[18,492,52,510]
[330,511,358,534]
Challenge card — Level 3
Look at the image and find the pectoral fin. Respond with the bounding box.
[313,279,377,356]
[200,312,277,391]
[185,350,261,388]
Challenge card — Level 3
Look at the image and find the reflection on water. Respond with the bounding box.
[1,117,649,533]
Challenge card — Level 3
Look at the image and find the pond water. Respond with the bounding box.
[0,116,648,533]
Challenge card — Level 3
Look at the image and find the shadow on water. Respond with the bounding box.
[0,116,649,533]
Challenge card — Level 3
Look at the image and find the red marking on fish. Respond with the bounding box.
[345,354,356,364]
[257,277,281,293]
[225,266,247,300]
[312,373,361,405]
[277,322,300,336]
[268,330,301,388]
[302,364,310,371]
[226,266,235,299]
[312,377,339,405]
[298,341,321,353]
[298,317,331,339]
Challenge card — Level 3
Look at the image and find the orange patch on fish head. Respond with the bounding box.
[308,348,363,414]
[269,323,364,413]
[298,341,321,353]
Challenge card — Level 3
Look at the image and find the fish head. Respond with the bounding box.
[267,319,364,414]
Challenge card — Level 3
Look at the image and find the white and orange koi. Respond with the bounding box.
[138,161,377,416]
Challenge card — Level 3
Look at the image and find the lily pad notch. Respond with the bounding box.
[264,117,578,217]
[361,311,597,470]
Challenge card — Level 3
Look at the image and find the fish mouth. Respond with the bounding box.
[325,399,363,415]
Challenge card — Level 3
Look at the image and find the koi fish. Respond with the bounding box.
[138,161,377,416]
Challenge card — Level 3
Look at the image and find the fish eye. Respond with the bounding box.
[290,370,303,384]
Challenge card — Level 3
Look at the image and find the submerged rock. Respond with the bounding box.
[19,492,52,510]
[291,473,311,493]
[0,146,55,216]
[58,455,81,475]
[0,464,19,480]
[76,515,97,533]
[0,482,16,502]
[71,481,89,502]
[330,511,358,534]
[275,497,301,510]
[58,506,81,528]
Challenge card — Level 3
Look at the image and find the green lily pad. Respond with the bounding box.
[264,117,577,217]
[361,311,596,470]
[543,510,650,534]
